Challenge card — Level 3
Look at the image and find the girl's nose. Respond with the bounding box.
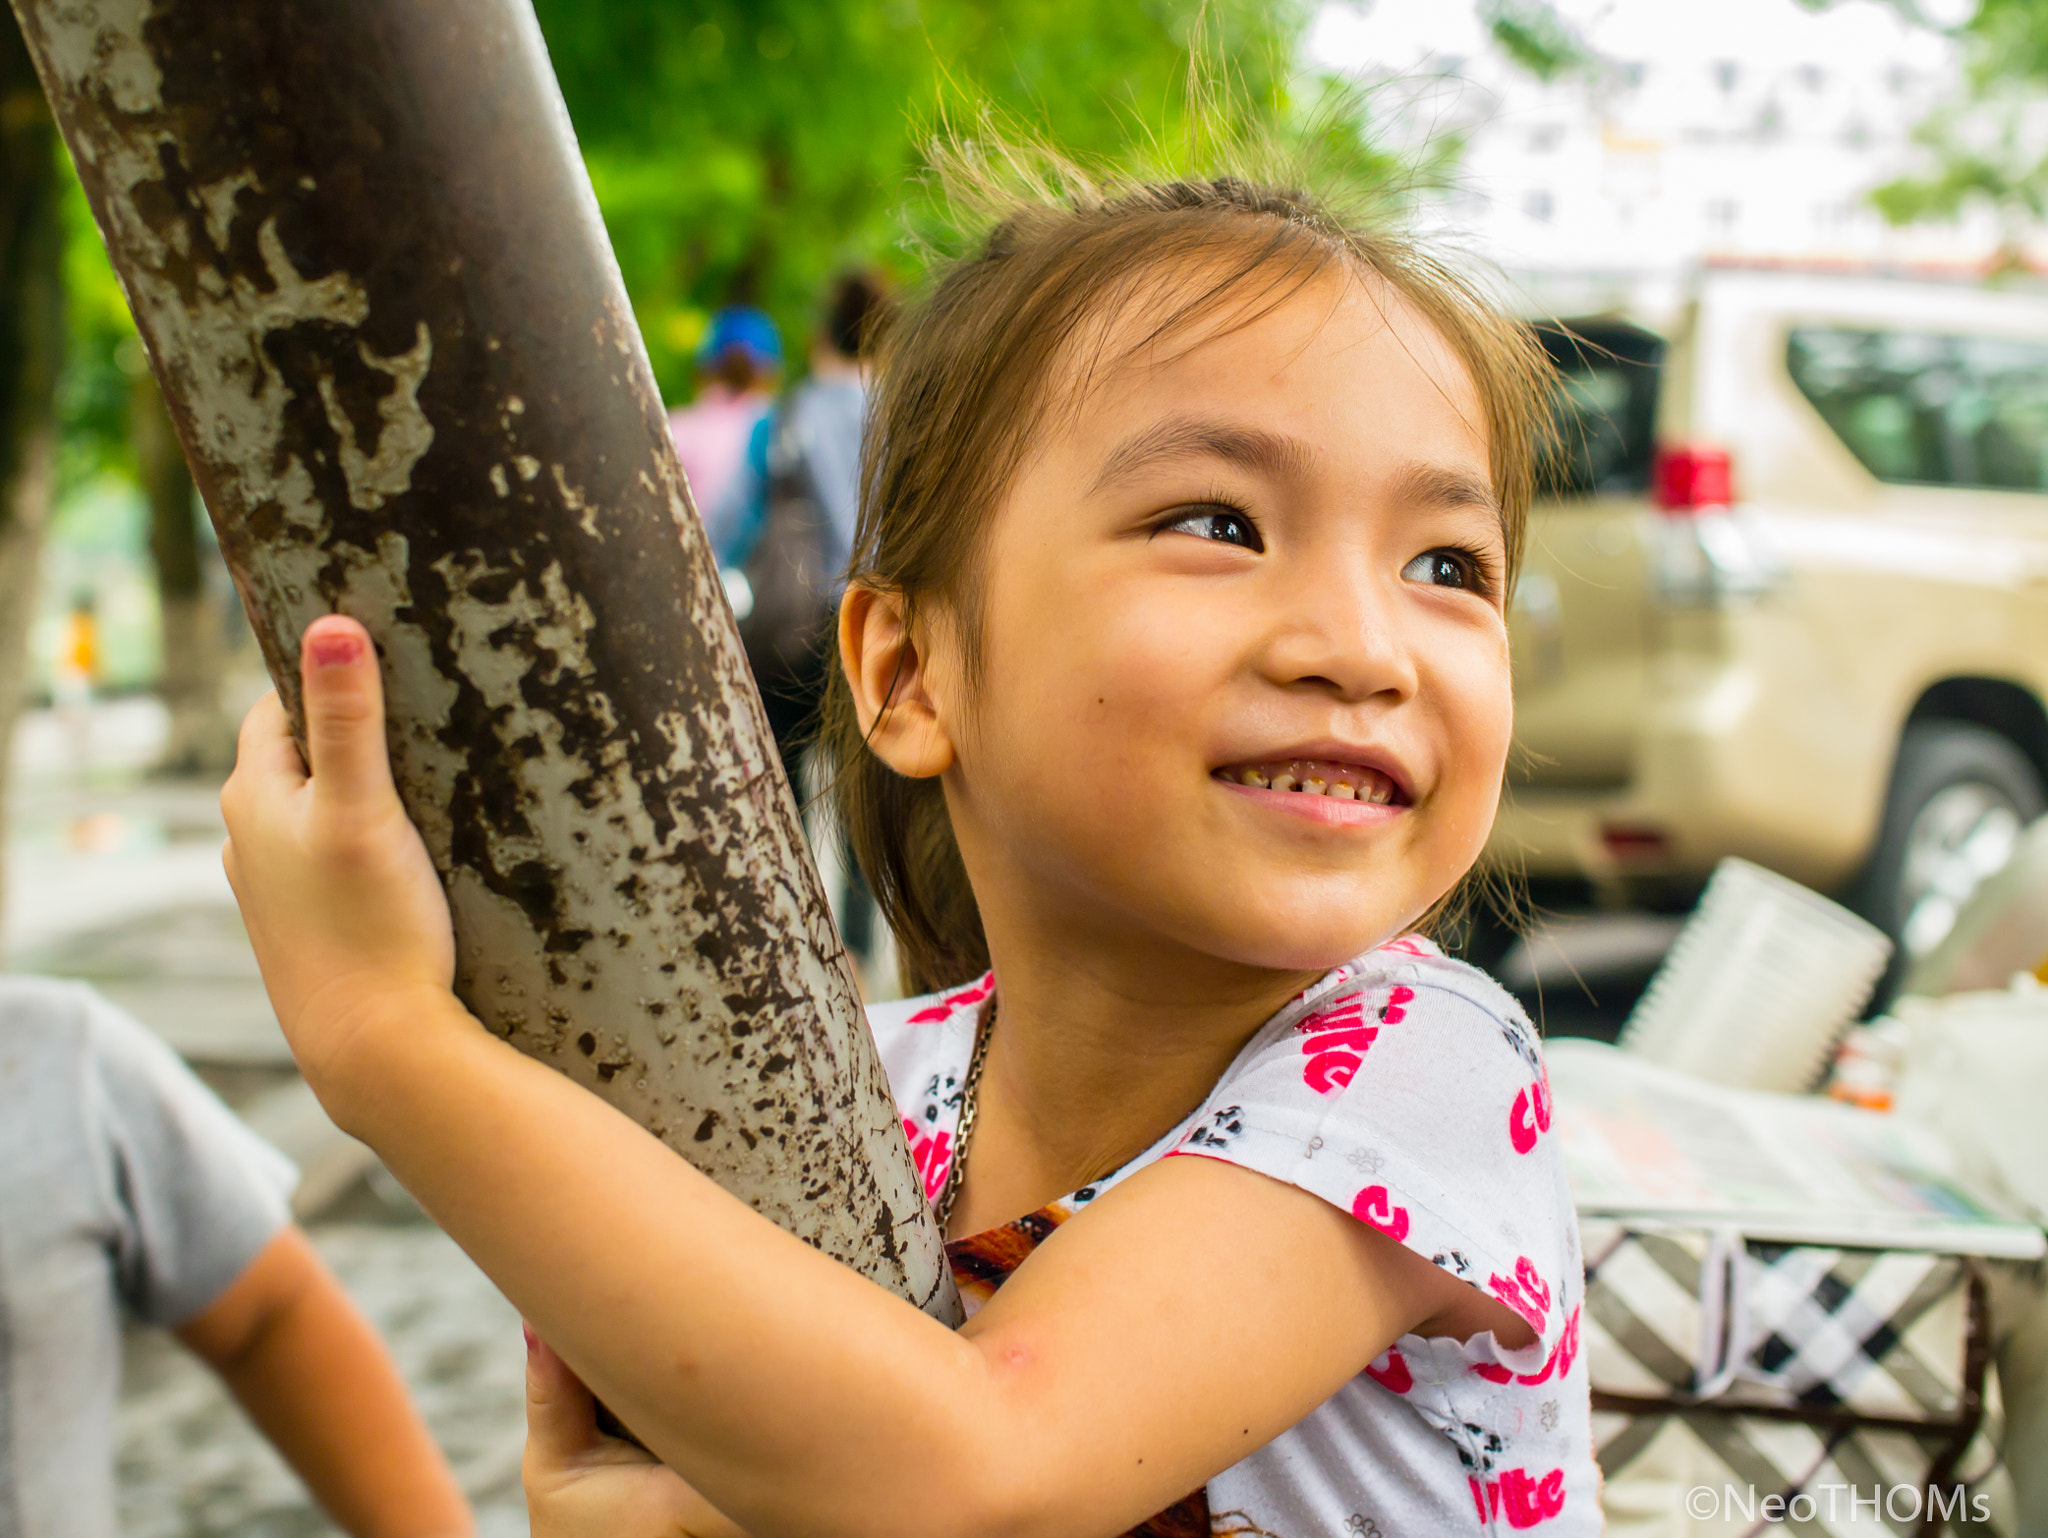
[1254,564,1419,704]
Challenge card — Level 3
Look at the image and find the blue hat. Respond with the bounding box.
[698,306,783,372]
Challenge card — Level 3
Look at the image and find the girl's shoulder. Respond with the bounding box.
[1267,933,1534,1041]
[1177,936,1579,1379]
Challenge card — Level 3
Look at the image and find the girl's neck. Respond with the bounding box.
[945,929,1319,1237]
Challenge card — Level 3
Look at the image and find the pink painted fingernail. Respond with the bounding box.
[308,628,362,668]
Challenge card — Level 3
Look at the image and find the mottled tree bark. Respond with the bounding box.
[133,369,234,775]
[12,0,956,1319]
[0,7,62,947]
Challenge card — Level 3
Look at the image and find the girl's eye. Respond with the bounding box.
[1158,505,1264,551]
[1401,548,1492,594]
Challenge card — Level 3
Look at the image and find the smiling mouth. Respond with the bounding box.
[1212,758,1406,806]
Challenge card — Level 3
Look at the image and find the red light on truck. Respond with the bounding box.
[1600,823,1671,860]
[1653,444,1733,512]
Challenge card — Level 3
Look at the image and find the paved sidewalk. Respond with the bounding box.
[8,700,533,1536]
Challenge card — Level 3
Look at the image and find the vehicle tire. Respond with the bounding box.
[1855,720,2046,1002]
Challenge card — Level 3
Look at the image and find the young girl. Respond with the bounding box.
[220,164,1598,1536]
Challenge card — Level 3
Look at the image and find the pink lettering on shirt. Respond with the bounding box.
[1488,1256,1553,1334]
[1298,986,1412,1095]
[1509,1068,1553,1154]
[906,974,995,1027]
[1472,1304,1581,1387]
[902,1116,953,1201]
[1350,1184,1411,1241]
[1364,1347,1413,1395]
[1470,1466,1568,1528]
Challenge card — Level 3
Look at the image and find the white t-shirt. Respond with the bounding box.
[872,937,1600,1537]
[0,978,297,1538]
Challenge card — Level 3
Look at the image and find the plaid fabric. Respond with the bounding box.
[1737,1243,1974,1416]
[1581,1222,2014,1535]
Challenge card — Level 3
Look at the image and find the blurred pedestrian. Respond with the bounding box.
[737,272,893,976]
[739,270,892,772]
[0,976,473,1538]
[666,306,782,567]
[55,588,99,770]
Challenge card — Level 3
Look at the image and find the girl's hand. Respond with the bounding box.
[221,616,457,1102]
[522,1326,748,1538]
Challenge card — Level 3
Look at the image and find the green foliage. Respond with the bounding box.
[1867,0,2048,250]
[56,0,1443,450]
[1958,0,2048,85]
[530,0,1324,400]
[1872,101,2048,229]
[1479,0,1592,84]
[53,155,141,517]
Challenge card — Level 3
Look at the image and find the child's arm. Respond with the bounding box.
[174,1224,473,1538]
[222,618,1511,1538]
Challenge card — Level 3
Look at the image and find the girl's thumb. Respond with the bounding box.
[523,1322,601,1461]
[298,615,393,805]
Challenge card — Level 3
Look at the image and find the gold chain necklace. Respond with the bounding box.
[933,998,994,1234]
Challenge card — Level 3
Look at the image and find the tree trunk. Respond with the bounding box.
[133,368,233,775]
[0,6,62,946]
[12,0,956,1320]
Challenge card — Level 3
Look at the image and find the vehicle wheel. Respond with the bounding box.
[1856,721,2046,997]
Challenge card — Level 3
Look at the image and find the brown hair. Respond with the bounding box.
[818,151,1555,996]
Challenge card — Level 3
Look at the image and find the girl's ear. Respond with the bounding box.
[837,583,955,779]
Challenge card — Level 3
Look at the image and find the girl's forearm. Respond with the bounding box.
[330,996,1013,1538]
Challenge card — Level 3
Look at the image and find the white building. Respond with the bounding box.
[1307,0,2017,309]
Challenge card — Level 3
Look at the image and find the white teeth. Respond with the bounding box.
[1301,778,1327,796]
[1328,782,1356,801]
[1240,769,1269,788]
[1368,782,1391,805]
[1270,773,1296,792]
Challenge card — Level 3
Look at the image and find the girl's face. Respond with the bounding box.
[916,271,1513,976]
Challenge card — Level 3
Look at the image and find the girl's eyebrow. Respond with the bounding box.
[1389,460,1502,521]
[1090,414,1317,493]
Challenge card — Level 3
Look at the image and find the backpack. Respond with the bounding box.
[737,405,836,693]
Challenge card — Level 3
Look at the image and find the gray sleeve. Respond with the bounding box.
[78,986,298,1327]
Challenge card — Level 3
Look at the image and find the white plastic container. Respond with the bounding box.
[1617,857,1893,1093]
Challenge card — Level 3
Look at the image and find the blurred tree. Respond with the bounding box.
[529,0,1321,401]
[1480,0,1595,84]
[1866,0,2048,265]
[0,4,64,923]
[132,370,234,774]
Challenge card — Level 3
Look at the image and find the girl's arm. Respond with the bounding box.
[175,1226,472,1537]
[223,618,1492,1538]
